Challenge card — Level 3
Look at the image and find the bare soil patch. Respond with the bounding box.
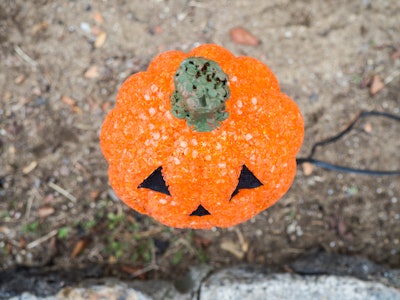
[1,0,399,279]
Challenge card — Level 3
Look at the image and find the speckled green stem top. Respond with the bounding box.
[171,57,230,132]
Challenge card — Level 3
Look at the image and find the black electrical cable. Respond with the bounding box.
[296,111,400,176]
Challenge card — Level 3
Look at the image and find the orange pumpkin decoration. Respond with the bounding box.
[100,44,303,229]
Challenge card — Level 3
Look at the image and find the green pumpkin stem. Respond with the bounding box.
[171,57,230,132]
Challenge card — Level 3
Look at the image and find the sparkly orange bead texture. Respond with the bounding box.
[100,44,304,229]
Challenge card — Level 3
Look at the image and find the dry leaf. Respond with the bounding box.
[61,95,76,107]
[120,265,149,279]
[61,96,81,113]
[72,106,83,114]
[90,190,100,201]
[120,265,139,274]
[14,74,26,85]
[32,87,41,96]
[71,237,89,258]
[38,206,55,218]
[0,226,11,235]
[302,162,314,176]
[19,238,27,248]
[102,101,111,112]
[193,234,212,248]
[22,161,38,174]
[32,21,49,35]
[93,11,104,24]
[108,255,117,264]
[230,27,260,46]
[84,65,100,79]
[95,32,107,48]
[8,145,16,155]
[370,75,384,95]
[5,242,12,254]
[337,218,347,238]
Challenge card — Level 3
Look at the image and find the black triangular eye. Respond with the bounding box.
[230,165,263,199]
[138,167,170,196]
[190,204,211,216]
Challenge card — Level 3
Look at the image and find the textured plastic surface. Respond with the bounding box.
[100,44,304,229]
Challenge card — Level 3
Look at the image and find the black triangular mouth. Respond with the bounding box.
[230,164,263,199]
[190,204,211,216]
[138,167,170,195]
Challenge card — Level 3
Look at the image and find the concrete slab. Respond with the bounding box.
[200,268,400,300]
[3,254,400,300]
[5,268,400,300]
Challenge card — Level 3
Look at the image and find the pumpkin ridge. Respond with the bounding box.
[147,50,187,75]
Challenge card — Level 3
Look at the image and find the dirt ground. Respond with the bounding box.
[1,0,399,280]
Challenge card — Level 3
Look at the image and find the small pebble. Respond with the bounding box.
[80,22,91,34]
[284,31,292,38]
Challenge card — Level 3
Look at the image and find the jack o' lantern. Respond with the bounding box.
[100,44,303,229]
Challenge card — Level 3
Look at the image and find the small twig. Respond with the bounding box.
[188,1,210,9]
[384,70,400,85]
[129,264,159,278]
[174,237,196,255]
[116,203,123,217]
[24,194,34,222]
[150,239,157,265]
[48,182,77,202]
[14,46,38,68]
[107,189,120,202]
[87,247,104,262]
[135,227,164,238]
[7,239,21,248]
[130,240,159,278]
[234,227,249,253]
[26,229,58,249]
